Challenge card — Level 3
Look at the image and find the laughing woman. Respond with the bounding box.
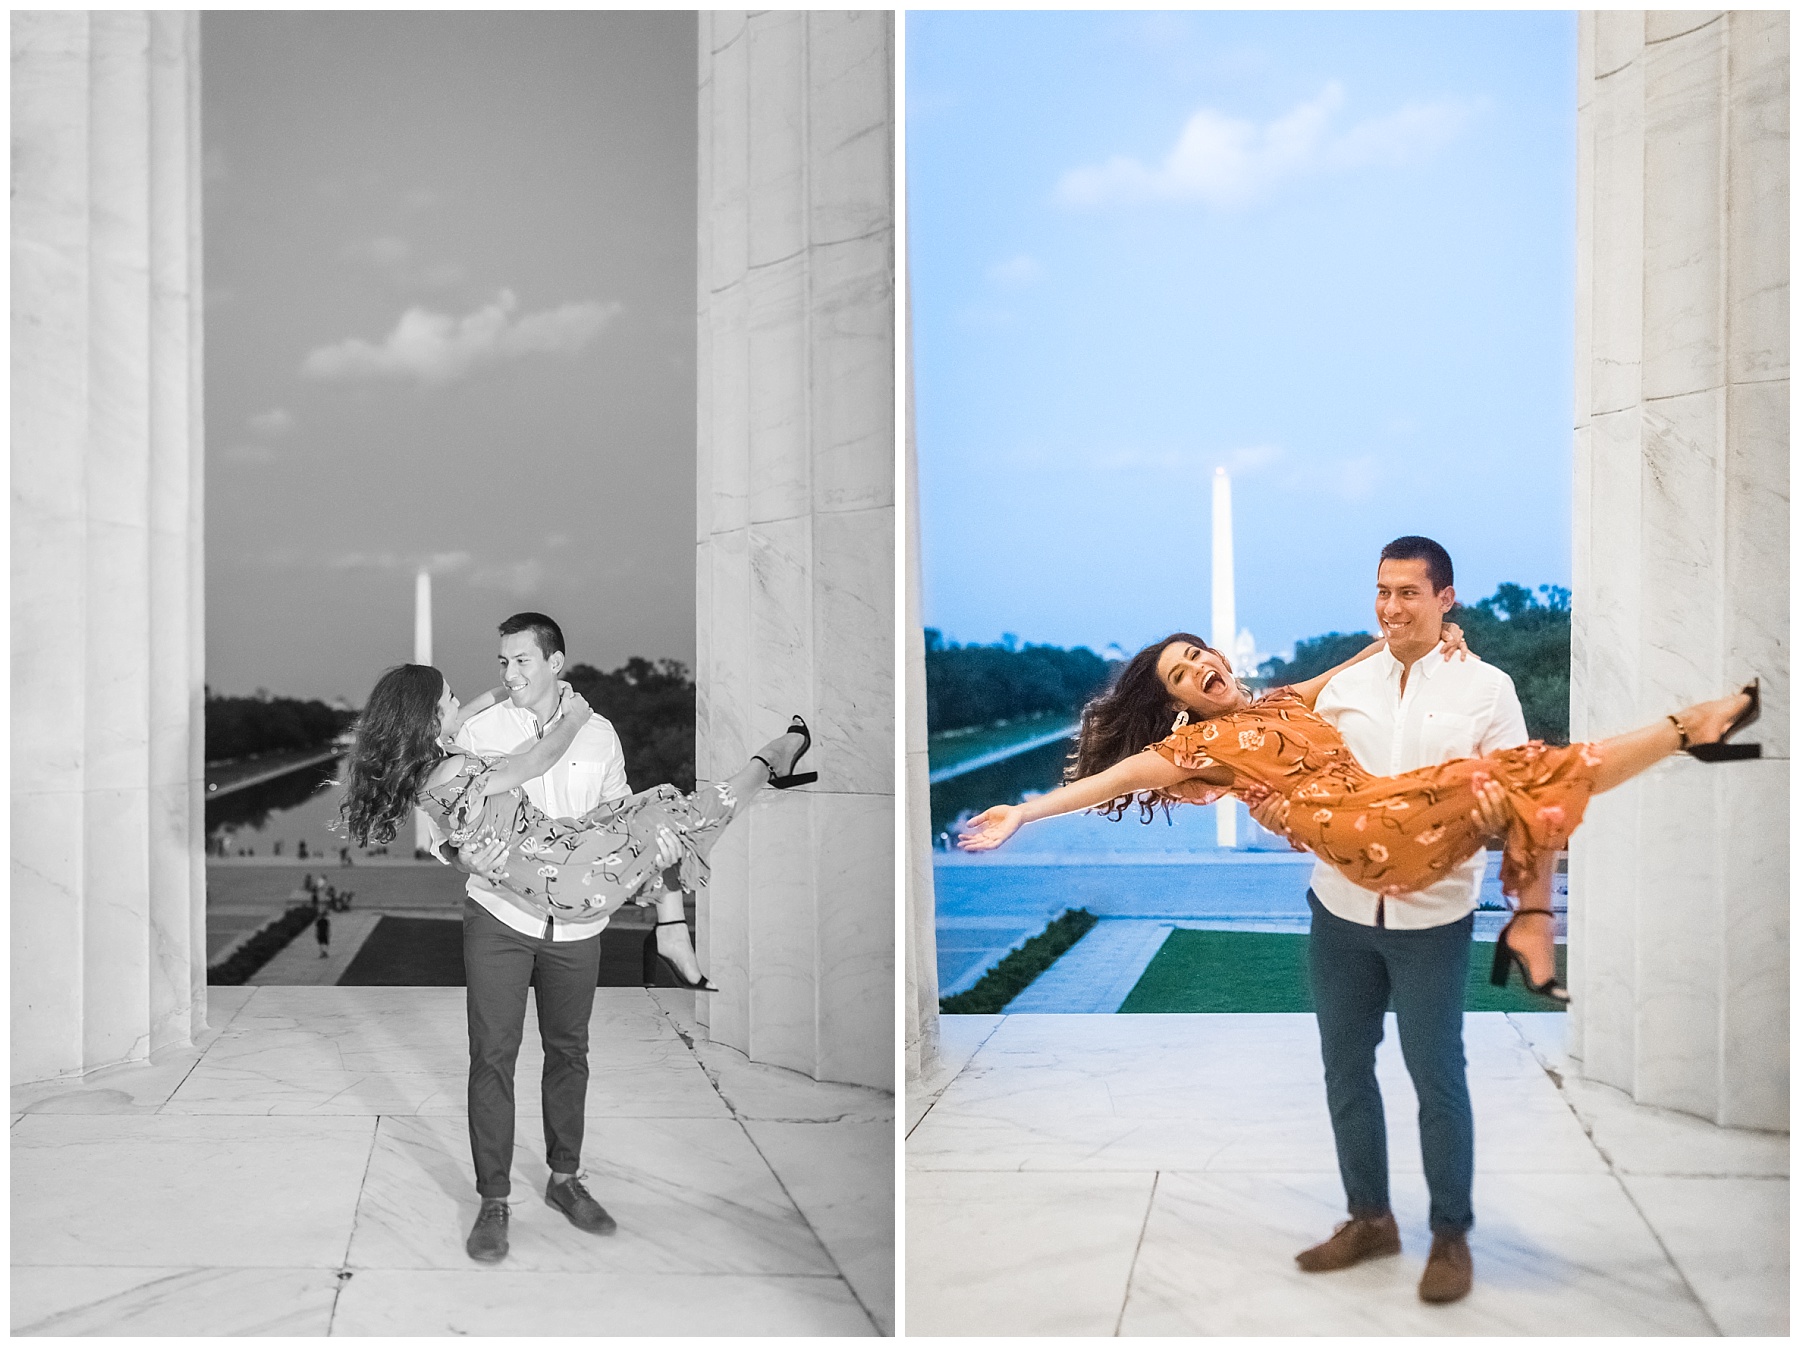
[959,633,1758,1002]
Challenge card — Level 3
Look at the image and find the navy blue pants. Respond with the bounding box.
[1306,891,1475,1234]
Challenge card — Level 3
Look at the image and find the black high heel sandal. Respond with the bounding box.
[642,919,718,993]
[1490,909,1568,1003]
[1682,679,1762,762]
[753,715,817,789]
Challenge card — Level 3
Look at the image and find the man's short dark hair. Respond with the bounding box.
[497,612,565,659]
[1379,536,1454,594]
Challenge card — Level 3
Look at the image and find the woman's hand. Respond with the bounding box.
[557,688,594,725]
[957,805,1024,852]
[1439,622,1478,662]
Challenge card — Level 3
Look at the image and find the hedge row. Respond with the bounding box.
[940,907,1099,1015]
[206,903,318,986]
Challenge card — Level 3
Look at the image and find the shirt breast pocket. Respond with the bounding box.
[564,760,607,809]
[1419,710,1479,762]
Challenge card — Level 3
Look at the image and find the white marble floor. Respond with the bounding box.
[906,1013,1786,1336]
[13,986,892,1336]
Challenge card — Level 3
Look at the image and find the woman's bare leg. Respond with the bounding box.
[648,729,809,985]
[723,726,807,803]
[1496,687,1750,989]
[1503,864,1558,987]
[650,883,703,982]
[1590,688,1755,794]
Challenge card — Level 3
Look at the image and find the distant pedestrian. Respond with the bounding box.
[315,913,330,958]
[340,846,354,867]
[297,839,309,859]
[273,839,284,856]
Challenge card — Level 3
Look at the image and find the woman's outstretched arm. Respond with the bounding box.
[475,691,594,796]
[958,749,1212,851]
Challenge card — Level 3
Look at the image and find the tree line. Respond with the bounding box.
[564,657,697,794]
[923,630,1113,735]
[204,690,356,763]
[923,582,1572,745]
[205,656,699,791]
[1253,582,1572,742]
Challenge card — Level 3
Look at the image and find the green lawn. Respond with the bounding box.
[1118,928,1567,1014]
[927,710,1078,774]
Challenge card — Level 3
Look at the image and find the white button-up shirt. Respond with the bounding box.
[424,696,631,942]
[1309,642,1529,929]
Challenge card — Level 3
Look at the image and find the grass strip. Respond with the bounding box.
[1118,928,1567,1014]
[207,903,319,986]
[941,907,1099,1015]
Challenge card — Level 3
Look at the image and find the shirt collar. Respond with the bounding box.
[1378,640,1446,683]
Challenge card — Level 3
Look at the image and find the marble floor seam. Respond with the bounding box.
[1114,1169,1162,1337]
[735,1116,881,1334]
[1605,1167,1726,1337]
[648,993,886,1334]
[1500,1014,1744,1336]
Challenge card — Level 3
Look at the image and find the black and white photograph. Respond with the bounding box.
[13,10,894,1335]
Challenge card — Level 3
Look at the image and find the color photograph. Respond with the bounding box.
[903,9,1787,1335]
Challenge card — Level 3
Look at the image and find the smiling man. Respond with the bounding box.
[1257,536,1526,1305]
[437,611,630,1262]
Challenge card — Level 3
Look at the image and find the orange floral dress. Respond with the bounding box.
[1150,687,1602,900]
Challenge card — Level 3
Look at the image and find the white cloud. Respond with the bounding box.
[341,235,412,268]
[1278,453,1380,501]
[248,407,295,437]
[302,290,621,385]
[1056,82,1477,209]
[1094,444,1286,476]
[470,559,545,598]
[987,254,1041,288]
[325,550,472,574]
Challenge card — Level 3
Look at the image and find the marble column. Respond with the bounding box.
[12,11,207,1085]
[1568,11,1788,1129]
[903,283,940,1084]
[695,11,894,1090]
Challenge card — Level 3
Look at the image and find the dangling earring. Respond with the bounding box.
[1172,710,1190,731]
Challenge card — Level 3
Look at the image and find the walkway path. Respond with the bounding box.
[14,987,893,1335]
[907,1012,1785,1335]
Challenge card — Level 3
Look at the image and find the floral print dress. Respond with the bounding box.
[1150,686,1602,900]
[418,755,741,922]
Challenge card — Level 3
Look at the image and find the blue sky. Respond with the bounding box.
[909,11,1578,664]
[204,14,695,704]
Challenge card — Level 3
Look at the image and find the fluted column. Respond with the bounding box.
[1568,11,1788,1128]
[12,11,206,1085]
[695,11,894,1089]
[903,281,940,1084]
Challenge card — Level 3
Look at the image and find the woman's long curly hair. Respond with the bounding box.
[1066,632,1227,824]
[336,663,448,847]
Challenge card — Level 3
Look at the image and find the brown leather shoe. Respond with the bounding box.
[1295,1212,1401,1272]
[1418,1230,1473,1303]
